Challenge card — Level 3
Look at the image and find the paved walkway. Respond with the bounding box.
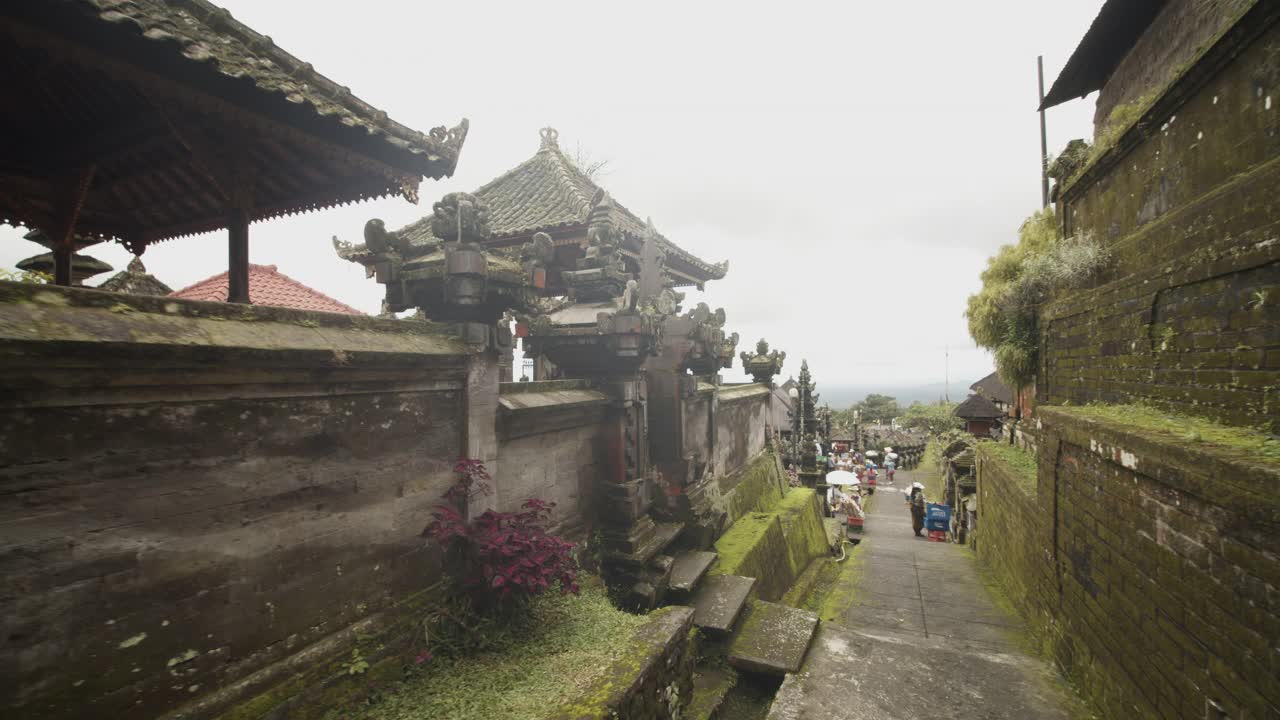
[769,469,1083,720]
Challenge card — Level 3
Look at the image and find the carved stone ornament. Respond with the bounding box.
[562,190,629,302]
[740,338,786,384]
[334,192,538,331]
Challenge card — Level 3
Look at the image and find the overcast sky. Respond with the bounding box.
[1,0,1105,393]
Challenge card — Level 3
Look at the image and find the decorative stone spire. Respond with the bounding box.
[740,339,786,384]
[539,127,560,150]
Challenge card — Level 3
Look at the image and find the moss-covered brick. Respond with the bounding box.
[977,404,1280,720]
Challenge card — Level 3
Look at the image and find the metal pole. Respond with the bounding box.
[1038,55,1050,208]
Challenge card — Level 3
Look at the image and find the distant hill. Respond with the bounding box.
[819,380,980,409]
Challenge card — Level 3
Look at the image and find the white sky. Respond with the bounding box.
[0,0,1104,388]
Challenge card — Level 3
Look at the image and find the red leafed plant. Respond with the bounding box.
[426,460,579,611]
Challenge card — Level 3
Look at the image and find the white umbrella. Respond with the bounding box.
[865,450,879,457]
[885,447,894,453]
[826,470,860,485]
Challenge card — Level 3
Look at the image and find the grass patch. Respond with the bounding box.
[1067,404,1280,466]
[981,443,1038,493]
[325,580,646,720]
[917,440,947,501]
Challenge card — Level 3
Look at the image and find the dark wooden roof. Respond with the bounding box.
[0,0,467,248]
[953,394,1004,420]
[1040,0,1168,110]
[389,128,728,288]
[969,371,1014,405]
[16,251,112,280]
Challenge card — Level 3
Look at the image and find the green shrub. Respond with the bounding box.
[965,209,1107,388]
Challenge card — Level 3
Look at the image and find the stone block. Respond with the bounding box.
[691,574,755,634]
[727,600,819,676]
[668,551,717,594]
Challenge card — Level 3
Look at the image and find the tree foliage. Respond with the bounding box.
[831,394,901,433]
[854,393,901,423]
[899,401,962,436]
[965,209,1107,388]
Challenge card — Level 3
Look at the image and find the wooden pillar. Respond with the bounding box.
[53,246,73,286]
[50,166,96,287]
[227,208,250,303]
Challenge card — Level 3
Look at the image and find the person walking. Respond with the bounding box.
[907,482,926,537]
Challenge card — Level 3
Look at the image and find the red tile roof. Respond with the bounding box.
[170,264,364,315]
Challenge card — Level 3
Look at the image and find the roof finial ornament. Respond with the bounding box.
[539,127,559,150]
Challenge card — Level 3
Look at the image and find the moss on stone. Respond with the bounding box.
[719,451,786,523]
[979,443,1037,494]
[321,580,647,720]
[1063,404,1279,466]
[816,538,867,624]
[711,489,831,602]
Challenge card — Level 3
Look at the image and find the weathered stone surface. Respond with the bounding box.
[768,624,1072,720]
[669,551,717,594]
[711,488,830,601]
[0,285,472,720]
[978,410,1280,720]
[686,667,734,720]
[1047,7,1280,433]
[553,606,696,720]
[691,574,755,633]
[727,600,818,676]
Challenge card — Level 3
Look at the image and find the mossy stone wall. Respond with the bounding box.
[0,285,471,720]
[1046,14,1280,432]
[712,488,830,601]
[976,408,1279,719]
[552,606,696,720]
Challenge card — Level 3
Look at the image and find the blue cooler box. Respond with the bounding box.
[925,503,951,532]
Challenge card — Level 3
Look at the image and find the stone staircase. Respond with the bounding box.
[664,551,820,719]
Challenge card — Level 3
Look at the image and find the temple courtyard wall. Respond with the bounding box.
[0,283,777,719]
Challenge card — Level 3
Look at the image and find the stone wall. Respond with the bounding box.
[1048,10,1280,431]
[0,285,473,720]
[682,391,711,468]
[1092,0,1254,130]
[552,606,695,719]
[714,384,770,477]
[496,381,608,532]
[976,409,1279,719]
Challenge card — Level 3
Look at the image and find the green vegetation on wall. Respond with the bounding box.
[965,209,1108,387]
[712,488,830,601]
[324,580,645,720]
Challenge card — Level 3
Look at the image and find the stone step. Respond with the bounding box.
[727,600,820,676]
[691,574,755,634]
[668,550,718,596]
[606,521,685,567]
[686,667,735,720]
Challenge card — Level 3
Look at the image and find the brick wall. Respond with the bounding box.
[1092,0,1253,130]
[973,445,1053,630]
[1046,11,1280,432]
[0,285,473,720]
[976,408,1279,719]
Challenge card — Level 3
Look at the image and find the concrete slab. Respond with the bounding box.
[691,574,755,633]
[728,600,819,676]
[669,550,717,593]
[768,624,1075,720]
